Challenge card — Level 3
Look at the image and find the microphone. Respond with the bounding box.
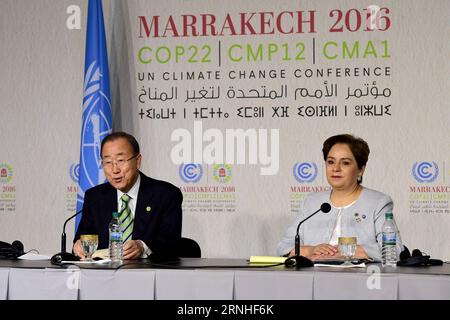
[51,208,84,265]
[291,202,332,268]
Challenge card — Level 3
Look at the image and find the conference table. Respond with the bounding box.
[0,258,449,300]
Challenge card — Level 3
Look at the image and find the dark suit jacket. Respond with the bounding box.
[74,172,182,255]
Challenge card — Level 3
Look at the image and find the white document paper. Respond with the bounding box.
[18,252,51,261]
[61,258,111,264]
[314,262,366,268]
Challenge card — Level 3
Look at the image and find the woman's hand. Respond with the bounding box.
[287,244,339,258]
[287,244,369,260]
[312,245,369,260]
[311,243,339,256]
[354,245,369,259]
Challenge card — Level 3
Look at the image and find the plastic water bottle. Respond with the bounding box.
[381,212,398,267]
[109,211,123,263]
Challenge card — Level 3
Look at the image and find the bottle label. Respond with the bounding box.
[382,233,396,245]
[110,231,123,242]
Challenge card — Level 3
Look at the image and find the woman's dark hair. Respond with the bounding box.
[100,131,140,157]
[322,134,370,169]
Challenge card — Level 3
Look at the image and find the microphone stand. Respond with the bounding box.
[291,203,332,268]
[51,209,83,264]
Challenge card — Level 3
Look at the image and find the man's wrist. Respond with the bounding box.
[137,240,151,258]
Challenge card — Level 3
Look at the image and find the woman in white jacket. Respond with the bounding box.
[277,134,402,262]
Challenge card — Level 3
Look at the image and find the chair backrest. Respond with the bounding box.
[178,237,201,258]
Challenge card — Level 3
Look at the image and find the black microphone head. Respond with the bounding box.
[51,252,80,265]
[51,253,63,265]
[320,203,332,213]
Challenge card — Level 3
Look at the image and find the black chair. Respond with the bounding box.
[177,237,201,258]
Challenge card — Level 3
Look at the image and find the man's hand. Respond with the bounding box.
[73,239,85,259]
[123,240,144,260]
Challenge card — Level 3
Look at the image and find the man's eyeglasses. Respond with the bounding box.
[102,154,140,169]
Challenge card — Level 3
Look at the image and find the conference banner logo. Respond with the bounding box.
[179,163,237,214]
[70,163,80,183]
[179,163,203,183]
[409,161,449,214]
[67,163,79,212]
[293,162,318,183]
[290,161,330,214]
[0,163,16,213]
[0,163,13,184]
[212,164,232,184]
[412,161,439,183]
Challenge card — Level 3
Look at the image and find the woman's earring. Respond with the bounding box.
[357,175,363,183]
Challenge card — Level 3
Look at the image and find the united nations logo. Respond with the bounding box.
[293,162,318,183]
[179,164,203,183]
[213,164,232,183]
[78,60,112,202]
[69,163,80,183]
[0,163,13,184]
[412,161,439,183]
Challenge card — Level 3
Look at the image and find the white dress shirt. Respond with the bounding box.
[328,200,357,245]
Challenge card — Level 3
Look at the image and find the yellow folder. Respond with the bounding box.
[249,256,287,264]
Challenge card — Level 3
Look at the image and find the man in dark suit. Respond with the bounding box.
[73,132,182,259]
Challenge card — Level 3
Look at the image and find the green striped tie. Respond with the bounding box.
[119,194,133,243]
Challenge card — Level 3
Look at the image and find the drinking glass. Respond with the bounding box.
[80,234,98,262]
[338,237,357,265]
